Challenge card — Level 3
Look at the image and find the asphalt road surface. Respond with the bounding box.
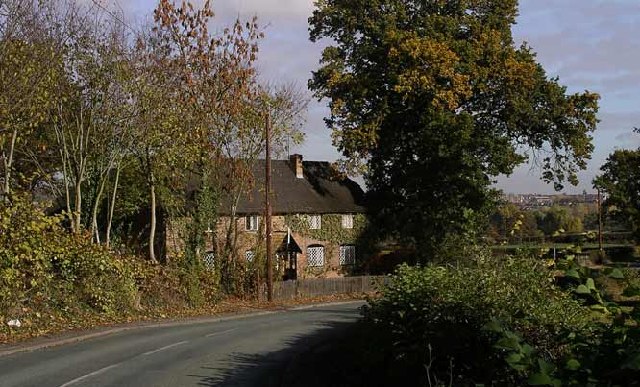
[0,301,365,387]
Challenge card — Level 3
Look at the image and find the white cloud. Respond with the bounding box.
[215,0,314,20]
[615,132,640,149]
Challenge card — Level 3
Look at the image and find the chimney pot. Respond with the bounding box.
[290,154,303,179]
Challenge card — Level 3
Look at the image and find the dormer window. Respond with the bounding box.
[342,214,354,229]
[245,215,259,231]
[308,215,321,230]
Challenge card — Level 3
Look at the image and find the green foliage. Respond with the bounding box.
[0,35,61,195]
[595,145,640,243]
[488,203,598,246]
[178,170,221,306]
[0,195,225,339]
[0,194,137,316]
[363,255,590,385]
[309,0,599,262]
[286,214,366,245]
[362,247,640,385]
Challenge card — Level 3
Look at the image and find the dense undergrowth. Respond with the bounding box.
[0,195,223,342]
[361,252,640,386]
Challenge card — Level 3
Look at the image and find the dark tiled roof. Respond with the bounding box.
[225,159,365,215]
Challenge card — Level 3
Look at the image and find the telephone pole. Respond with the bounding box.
[597,188,605,263]
[265,112,273,302]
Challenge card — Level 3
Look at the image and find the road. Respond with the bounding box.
[0,301,364,387]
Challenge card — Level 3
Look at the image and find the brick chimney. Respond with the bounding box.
[289,154,303,179]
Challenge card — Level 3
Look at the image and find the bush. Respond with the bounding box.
[0,194,242,342]
[360,247,640,386]
[362,254,593,385]
[0,195,138,318]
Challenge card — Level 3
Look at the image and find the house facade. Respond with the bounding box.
[213,154,367,279]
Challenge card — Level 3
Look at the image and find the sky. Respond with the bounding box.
[113,0,640,194]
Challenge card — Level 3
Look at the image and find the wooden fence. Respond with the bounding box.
[261,276,390,301]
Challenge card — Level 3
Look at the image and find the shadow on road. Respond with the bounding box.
[191,320,364,387]
[288,308,364,315]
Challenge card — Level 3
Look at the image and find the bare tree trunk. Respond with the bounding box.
[223,186,244,261]
[93,217,100,243]
[149,171,158,264]
[55,117,75,232]
[90,171,109,243]
[2,128,18,196]
[105,164,121,249]
[73,174,82,233]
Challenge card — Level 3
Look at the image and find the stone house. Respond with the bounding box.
[214,154,366,280]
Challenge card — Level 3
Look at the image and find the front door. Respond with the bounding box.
[284,251,298,280]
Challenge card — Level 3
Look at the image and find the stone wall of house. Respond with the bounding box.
[166,214,359,279]
[212,214,358,279]
[214,215,265,259]
[292,232,348,279]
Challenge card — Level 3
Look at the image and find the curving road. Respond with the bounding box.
[0,301,365,387]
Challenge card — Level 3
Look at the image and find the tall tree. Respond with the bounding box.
[309,0,599,259]
[0,0,60,197]
[51,2,133,236]
[595,135,640,242]
[128,32,183,263]
[134,0,268,263]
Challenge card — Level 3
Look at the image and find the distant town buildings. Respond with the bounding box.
[501,192,598,209]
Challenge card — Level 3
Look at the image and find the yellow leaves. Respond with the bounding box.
[327,69,351,91]
[331,98,346,116]
[388,46,399,59]
[504,56,538,91]
[0,39,60,138]
[392,36,472,111]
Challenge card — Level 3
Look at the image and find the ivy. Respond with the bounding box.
[179,170,221,306]
[286,214,367,246]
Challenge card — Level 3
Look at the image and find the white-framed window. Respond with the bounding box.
[203,251,215,269]
[245,250,256,262]
[339,245,356,265]
[341,214,354,229]
[307,245,325,267]
[245,215,259,231]
[308,215,321,230]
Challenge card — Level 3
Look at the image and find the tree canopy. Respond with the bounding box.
[0,0,306,268]
[595,138,640,242]
[309,0,599,258]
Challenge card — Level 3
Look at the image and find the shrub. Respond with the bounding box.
[0,195,138,317]
[1,194,226,341]
[363,253,592,385]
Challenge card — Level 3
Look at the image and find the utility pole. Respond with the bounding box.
[265,111,273,302]
[597,188,605,263]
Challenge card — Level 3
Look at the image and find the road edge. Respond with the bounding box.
[0,300,365,358]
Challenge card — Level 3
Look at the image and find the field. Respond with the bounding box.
[492,243,639,261]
